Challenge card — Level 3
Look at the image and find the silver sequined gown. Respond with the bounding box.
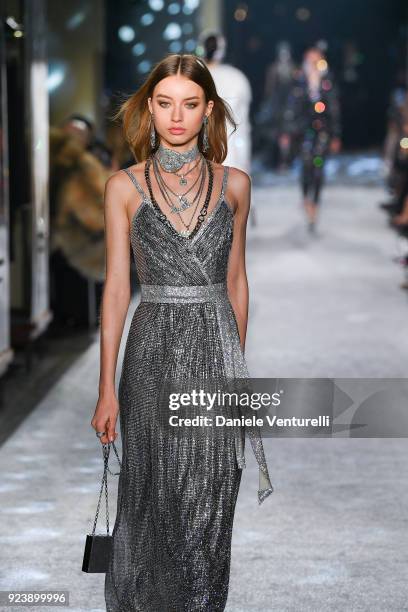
[104,164,273,612]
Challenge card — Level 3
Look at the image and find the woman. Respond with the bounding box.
[200,31,252,175]
[287,46,341,233]
[91,54,273,611]
[261,41,296,170]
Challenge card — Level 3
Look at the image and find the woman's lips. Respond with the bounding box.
[169,128,185,134]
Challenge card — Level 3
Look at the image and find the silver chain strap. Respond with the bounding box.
[91,441,121,537]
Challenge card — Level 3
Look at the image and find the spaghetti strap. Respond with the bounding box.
[220,165,229,201]
[123,168,148,201]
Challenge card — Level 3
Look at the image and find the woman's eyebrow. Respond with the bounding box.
[156,94,200,100]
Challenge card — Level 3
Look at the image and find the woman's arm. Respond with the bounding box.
[91,172,132,444]
[226,167,251,354]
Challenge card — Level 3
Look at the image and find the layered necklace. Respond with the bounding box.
[145,143,214,239]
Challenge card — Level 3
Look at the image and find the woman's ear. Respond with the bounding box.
[207,100,214,116]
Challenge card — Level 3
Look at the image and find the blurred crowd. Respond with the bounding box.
[49,114,133,330]
[379,73,408,289]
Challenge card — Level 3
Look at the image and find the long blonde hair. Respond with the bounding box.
[113,53,237,163]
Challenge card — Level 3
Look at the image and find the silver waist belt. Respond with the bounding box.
[139,282,228,304]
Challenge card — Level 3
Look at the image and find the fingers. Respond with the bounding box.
[91,417,118,445]
[99,430,110,445]
[107,417,119,443]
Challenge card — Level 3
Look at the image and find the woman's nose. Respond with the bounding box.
[171,106,183,121]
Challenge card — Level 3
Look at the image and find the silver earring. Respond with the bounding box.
[150,113,156,148]
[202,115,209,152]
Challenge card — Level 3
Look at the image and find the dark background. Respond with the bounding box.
[105,0,408,150]
[224,0,407,149]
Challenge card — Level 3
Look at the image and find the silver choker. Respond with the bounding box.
[155,143,200,173]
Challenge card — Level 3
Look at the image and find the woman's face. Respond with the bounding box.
[148,74,213,148]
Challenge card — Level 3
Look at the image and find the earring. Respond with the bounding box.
[150,113,156,148]
[202,115,209,152]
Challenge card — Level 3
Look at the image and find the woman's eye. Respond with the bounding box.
[158,102,197,108]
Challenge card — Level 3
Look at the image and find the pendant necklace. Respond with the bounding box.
[152,155,206,228]
[145,155,214,239]
[179,160,213,238]
[152,154,206,214]
[172,157,202,186]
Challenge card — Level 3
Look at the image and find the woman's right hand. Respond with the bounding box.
[90,393,119,445]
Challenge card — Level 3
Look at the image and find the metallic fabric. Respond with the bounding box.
[105,165,273,611]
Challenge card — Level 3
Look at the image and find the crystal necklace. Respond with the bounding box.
[145,156,214,239]
[152,155,206,224]
[155,143,200,174]
[173,157,201,186]
[152,154,206,213]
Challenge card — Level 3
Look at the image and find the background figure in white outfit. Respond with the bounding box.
[200,31,256,225]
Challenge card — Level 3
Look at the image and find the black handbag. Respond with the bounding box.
[82,441,121,573]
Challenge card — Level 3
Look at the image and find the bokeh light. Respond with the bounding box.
[137,60,152,74]
[317,59,328,72]
[184,0,200,10]
[148,0,164,10]
[169,40,183,52]
[168,3,181,14]
[315,101,326,113]
[184,39,196,52]
[140,13,155,26]
[132,42,146,56]
[163,22,182,40]
[234,4,248,21]
[118,25,135,42]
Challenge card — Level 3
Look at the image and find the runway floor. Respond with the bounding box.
[1,184,407,611]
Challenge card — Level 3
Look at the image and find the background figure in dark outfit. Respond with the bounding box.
[264,41,295,170]
[49,124,111,329]
[259,41,297,170]
[286,46,342,232]
[62,114,114,169]
[380,83,408,221]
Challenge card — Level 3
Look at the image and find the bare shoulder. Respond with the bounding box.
[104,169,136,225]
[105,162,146,202]
[125,160,147,183]
[225,166,251,216]
[105,168,131,195]
[227,166,251,190]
